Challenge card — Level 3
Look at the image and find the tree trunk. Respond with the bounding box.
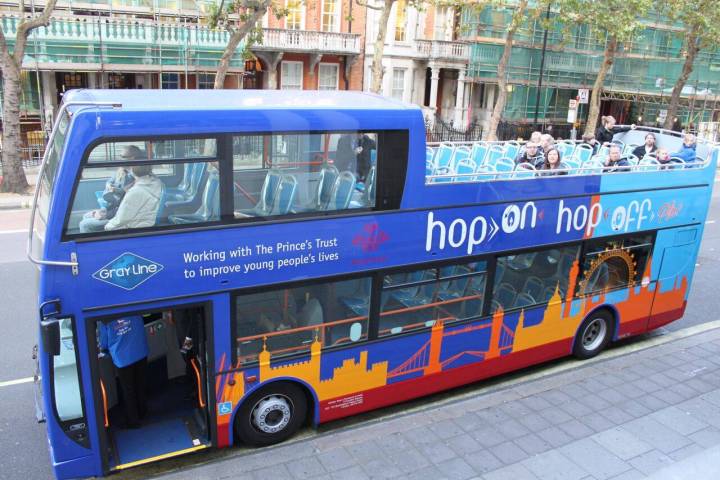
[370,0,394,94]
[584,36,617,136]
[663,30,699,130]
[213,1,270,89]
[487,0,527,141]
[0,62,29,193]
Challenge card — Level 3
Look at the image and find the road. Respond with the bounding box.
[0,184,718,480]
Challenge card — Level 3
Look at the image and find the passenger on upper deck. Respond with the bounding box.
[603,144,630,172]
[530,131,542,145]
[631,133,657,160]
[581,133,600,155]
[538,148,568,176]
[515,142,544,167]
[656,147,671,167]
[671,133,697,163]
[595,116,636,146]
[540,134,555,154]
[336,133,376,182]
[104,164,164,231]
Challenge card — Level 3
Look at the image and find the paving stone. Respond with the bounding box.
[408,464,449,480]
[519,394,554,412]
[599,408,635,426]
[596,388,626,405]
[385,447,431,474]
[563,384,593,400]
[557,419,595,440]
[646,372,677,389]
[360,457,403,479]
[346,439,388,463]
[517,413,552,432]
[330,465,370,480]
[667,382,701,401]
[454,411,487,433]
[488,441,529,465]
[560,400,594,418]
[621,417,692,455]
[652,388,686,406]
[521,449,588,480]
[538,406,574,425]
[444,433,484,456]
[627,450,674,475]
[650,406,709,436]
[463,450,503,475]
[403,425,442,447]
[430,419,468,440]
[418,441,458,464]
[470,424,508,449]
[536,425,575,448]
[667,443,706,462]
[700,389,720,407]
[559,438,631,480]
[316,447,356,473]
[250,464,294,480]
[606,468,646,480]
[613,384,646,400]
[434,457,477,480]
[515,432,553,456]
[640,393,670,412]
[481,463,538,480]
[537,389,574,406]
[495,418,531,440]
[591,427,653,461]
[499,399,534,418]
[475,408,512,426]
[287,457,327,480]
[676,397,720,428]
[688,426,720,448]
[616,400,653,419]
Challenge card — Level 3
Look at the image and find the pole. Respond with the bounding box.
[533,2,551,130]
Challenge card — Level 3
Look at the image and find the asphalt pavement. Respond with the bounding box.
[0,182,718,480]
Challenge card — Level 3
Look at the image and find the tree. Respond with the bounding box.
[0,0,58,194]
[556,0,652,136]
[661,0,720,130]
[358,0,426,94]
[209,0,288,90]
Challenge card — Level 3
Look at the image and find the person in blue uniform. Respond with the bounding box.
[99,315,149,428]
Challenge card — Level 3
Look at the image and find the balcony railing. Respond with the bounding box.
[254,28,361,55]
[415,39,470,63]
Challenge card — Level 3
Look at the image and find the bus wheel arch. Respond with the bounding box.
[233,379,315,447]
[573,307,616,360]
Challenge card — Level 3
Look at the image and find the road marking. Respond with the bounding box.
[0,229,27,235]
[0,376,35,388]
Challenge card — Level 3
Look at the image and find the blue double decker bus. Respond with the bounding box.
[30,90,715,478]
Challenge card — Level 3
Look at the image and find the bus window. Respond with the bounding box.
[492,245,581,312]
[578,234,654,296]
[87,138,216,163]
[233,131,378,219]
[65,139,221,236]
[378,261,488,337]
[235,277,371,363]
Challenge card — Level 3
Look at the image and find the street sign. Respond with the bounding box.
[567,99,578,123]
[578,89,589,104]
[568,99,578,109]
[658,109,668,123]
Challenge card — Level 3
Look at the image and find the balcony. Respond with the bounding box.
[415,39,470,63]
[254,28,361,56]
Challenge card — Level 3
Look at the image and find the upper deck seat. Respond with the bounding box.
[494,157,516,179]
[572,144,594,164]
[513,293,536,309]
[504,141,521,159]
[168,171,220,224]
[485,145,505,167]
[513,162,536,179]
[165,162,207,209]
[236,169,282,217]
[454,158,477,182]
[323,171,356,211]
[470,142,489,166]
[271,174,298,215]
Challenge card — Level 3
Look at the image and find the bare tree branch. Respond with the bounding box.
[356,0,384,11]
[14,0,59,65]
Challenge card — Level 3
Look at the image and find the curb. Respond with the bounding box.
[0,198,33,210]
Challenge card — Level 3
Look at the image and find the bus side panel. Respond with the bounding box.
[646,226,701,331]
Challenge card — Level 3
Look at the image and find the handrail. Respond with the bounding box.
[99,379,109,427]
[189,357,206,408]
[26,101,122,270]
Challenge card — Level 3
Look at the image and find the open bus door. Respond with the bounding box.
[89,305,212,472]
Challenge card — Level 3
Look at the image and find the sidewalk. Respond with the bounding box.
[0,167,37,210]
[153,325,720,480]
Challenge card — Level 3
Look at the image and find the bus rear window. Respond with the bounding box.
[233,131,378,218]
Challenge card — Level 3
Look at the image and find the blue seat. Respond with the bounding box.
[391,270,436,308]
[270,174,298,215]
[165,162,207,208]
[169,171,220,224]
[154,182,167,225]
[236,169,283,217]
[324,171,356,211]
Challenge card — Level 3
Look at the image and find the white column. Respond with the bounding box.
[454,69,466,127]
[41,72,57,128]
[428,65,440,113]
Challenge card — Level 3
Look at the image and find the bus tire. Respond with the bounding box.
[234,382,307,447]
[573,310,613,359]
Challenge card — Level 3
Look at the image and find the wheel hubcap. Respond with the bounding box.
[251,395,292,434]
[582,318,607,351]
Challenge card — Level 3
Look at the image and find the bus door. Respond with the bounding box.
[91,304,211,472]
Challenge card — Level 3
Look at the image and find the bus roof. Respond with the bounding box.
[62,89,418,112]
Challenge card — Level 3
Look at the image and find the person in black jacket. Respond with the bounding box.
[515,142,544,167]
[335,133,376,182]
[595,116,636,145]
[631,132,657,160]
[604,144,630,172]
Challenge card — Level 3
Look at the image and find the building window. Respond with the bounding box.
[281,61,303,90]
[286,0,304,30]
[318,63,339,90]
[321,0,340,32]
[391,68,406,100]
[161,73,180,89]
[108,73,129,89]
[197,73,215,89]
[394,0,407,42]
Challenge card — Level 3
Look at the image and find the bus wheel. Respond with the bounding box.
[573,310,613,359]
[235,382,307,447]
